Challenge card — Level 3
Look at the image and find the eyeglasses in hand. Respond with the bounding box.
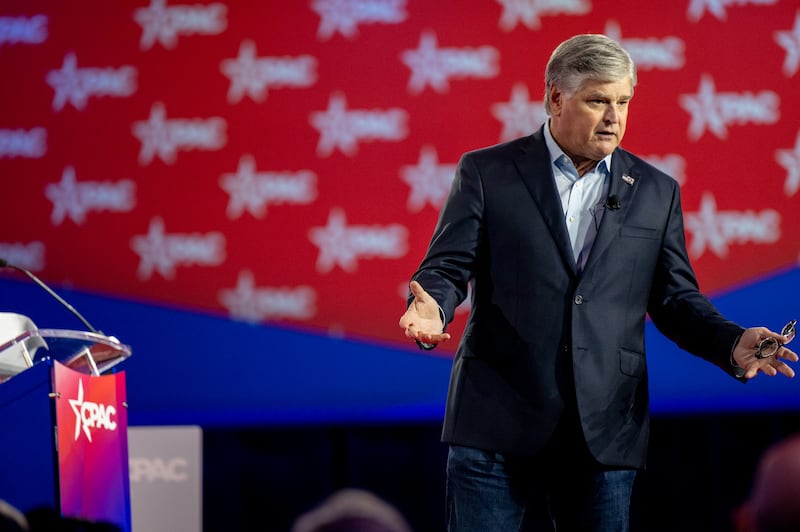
[754,320,797,359]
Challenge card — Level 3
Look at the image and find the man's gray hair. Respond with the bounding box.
[544,34,637,115]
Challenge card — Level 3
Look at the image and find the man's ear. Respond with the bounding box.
[549,85,562,115]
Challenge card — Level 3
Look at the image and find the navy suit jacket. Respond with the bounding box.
[411,127,744,468]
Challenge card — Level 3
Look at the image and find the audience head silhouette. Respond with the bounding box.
[0,500,28,532]
[291,489,413,532]
[734,433,800,532]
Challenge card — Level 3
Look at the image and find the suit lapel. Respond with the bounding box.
[581,149,638,273]
[513,129,577,275]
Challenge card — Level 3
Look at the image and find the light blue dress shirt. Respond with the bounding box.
[543,122,612,264]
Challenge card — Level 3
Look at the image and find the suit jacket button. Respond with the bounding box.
[574,295,584,305]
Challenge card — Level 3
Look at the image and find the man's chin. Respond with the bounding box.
[591,140,619,157]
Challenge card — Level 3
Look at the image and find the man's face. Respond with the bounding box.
[549,77,633,164]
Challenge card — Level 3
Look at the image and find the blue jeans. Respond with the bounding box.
[446,445,637,531]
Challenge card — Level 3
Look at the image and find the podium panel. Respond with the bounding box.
[54,361,131,529]
[0,328,132,531]
[0,362,59,512]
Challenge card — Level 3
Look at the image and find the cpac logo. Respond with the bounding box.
[311,0,407,40]
[685,192,780,259]
[219,270,316,323]
[776,130,800,197]
[687,0,776,22]
[45,167,136,225]
[401,31,499,94]
[130,457,189,483]
[134,0,226,50]
[497,0,590,31]
[220,155,317,219]
[131,218,225,280]
[0,128,46,159]
[309,208,407,273]
[400,146,456,212]
[775,12,800,77]
[221,40,317,104]
[68,380,117,443]
[492,83,548,142]
[310,93,407,157]
[0,15,47,45]
[680,75,779,141]
[132,103,226,165]
[0,242,45,272]
[46,53,137,111]
[604,21,684,71]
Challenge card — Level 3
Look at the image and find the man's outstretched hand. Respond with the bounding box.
[732,325,798,379]
[399,281,451,347]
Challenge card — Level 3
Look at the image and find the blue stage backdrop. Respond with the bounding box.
[1,264,798,427]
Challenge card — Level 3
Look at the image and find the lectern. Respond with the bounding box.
[0,321,132,531]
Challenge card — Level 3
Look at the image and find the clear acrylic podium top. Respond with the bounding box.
[0,326,132,382]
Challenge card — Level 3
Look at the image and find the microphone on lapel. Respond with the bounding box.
[605,172,634,211]
[605,195,621,210]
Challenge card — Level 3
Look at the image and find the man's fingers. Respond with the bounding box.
[408,281,440,319]
[401,281,448,346]
[398,308,413,329]
[777,349,797,378]
[745,355,797,379]
[780,347,799,363]
[409,280,429,301]
[418,332,451,344]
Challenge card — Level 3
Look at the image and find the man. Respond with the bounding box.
[398,34,798,531]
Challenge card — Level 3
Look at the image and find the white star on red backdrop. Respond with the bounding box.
[399,146,456,212]
[492,83,547,141]
[775,11,800,77]
[776,130,800,197]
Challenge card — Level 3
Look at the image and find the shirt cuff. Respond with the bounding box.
[730,334,746,379]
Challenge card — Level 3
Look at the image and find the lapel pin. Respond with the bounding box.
[622,174,635,186]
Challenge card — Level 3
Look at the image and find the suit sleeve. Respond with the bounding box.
[409,152,485,324]
[646,183,745,378]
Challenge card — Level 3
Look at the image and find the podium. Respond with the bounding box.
[0,325,132,531]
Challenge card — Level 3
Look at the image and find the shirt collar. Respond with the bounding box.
[543,120,612,175]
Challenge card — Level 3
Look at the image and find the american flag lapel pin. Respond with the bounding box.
[622,174,635,186]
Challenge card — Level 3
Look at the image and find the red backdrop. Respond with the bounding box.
[1,0,798,350]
